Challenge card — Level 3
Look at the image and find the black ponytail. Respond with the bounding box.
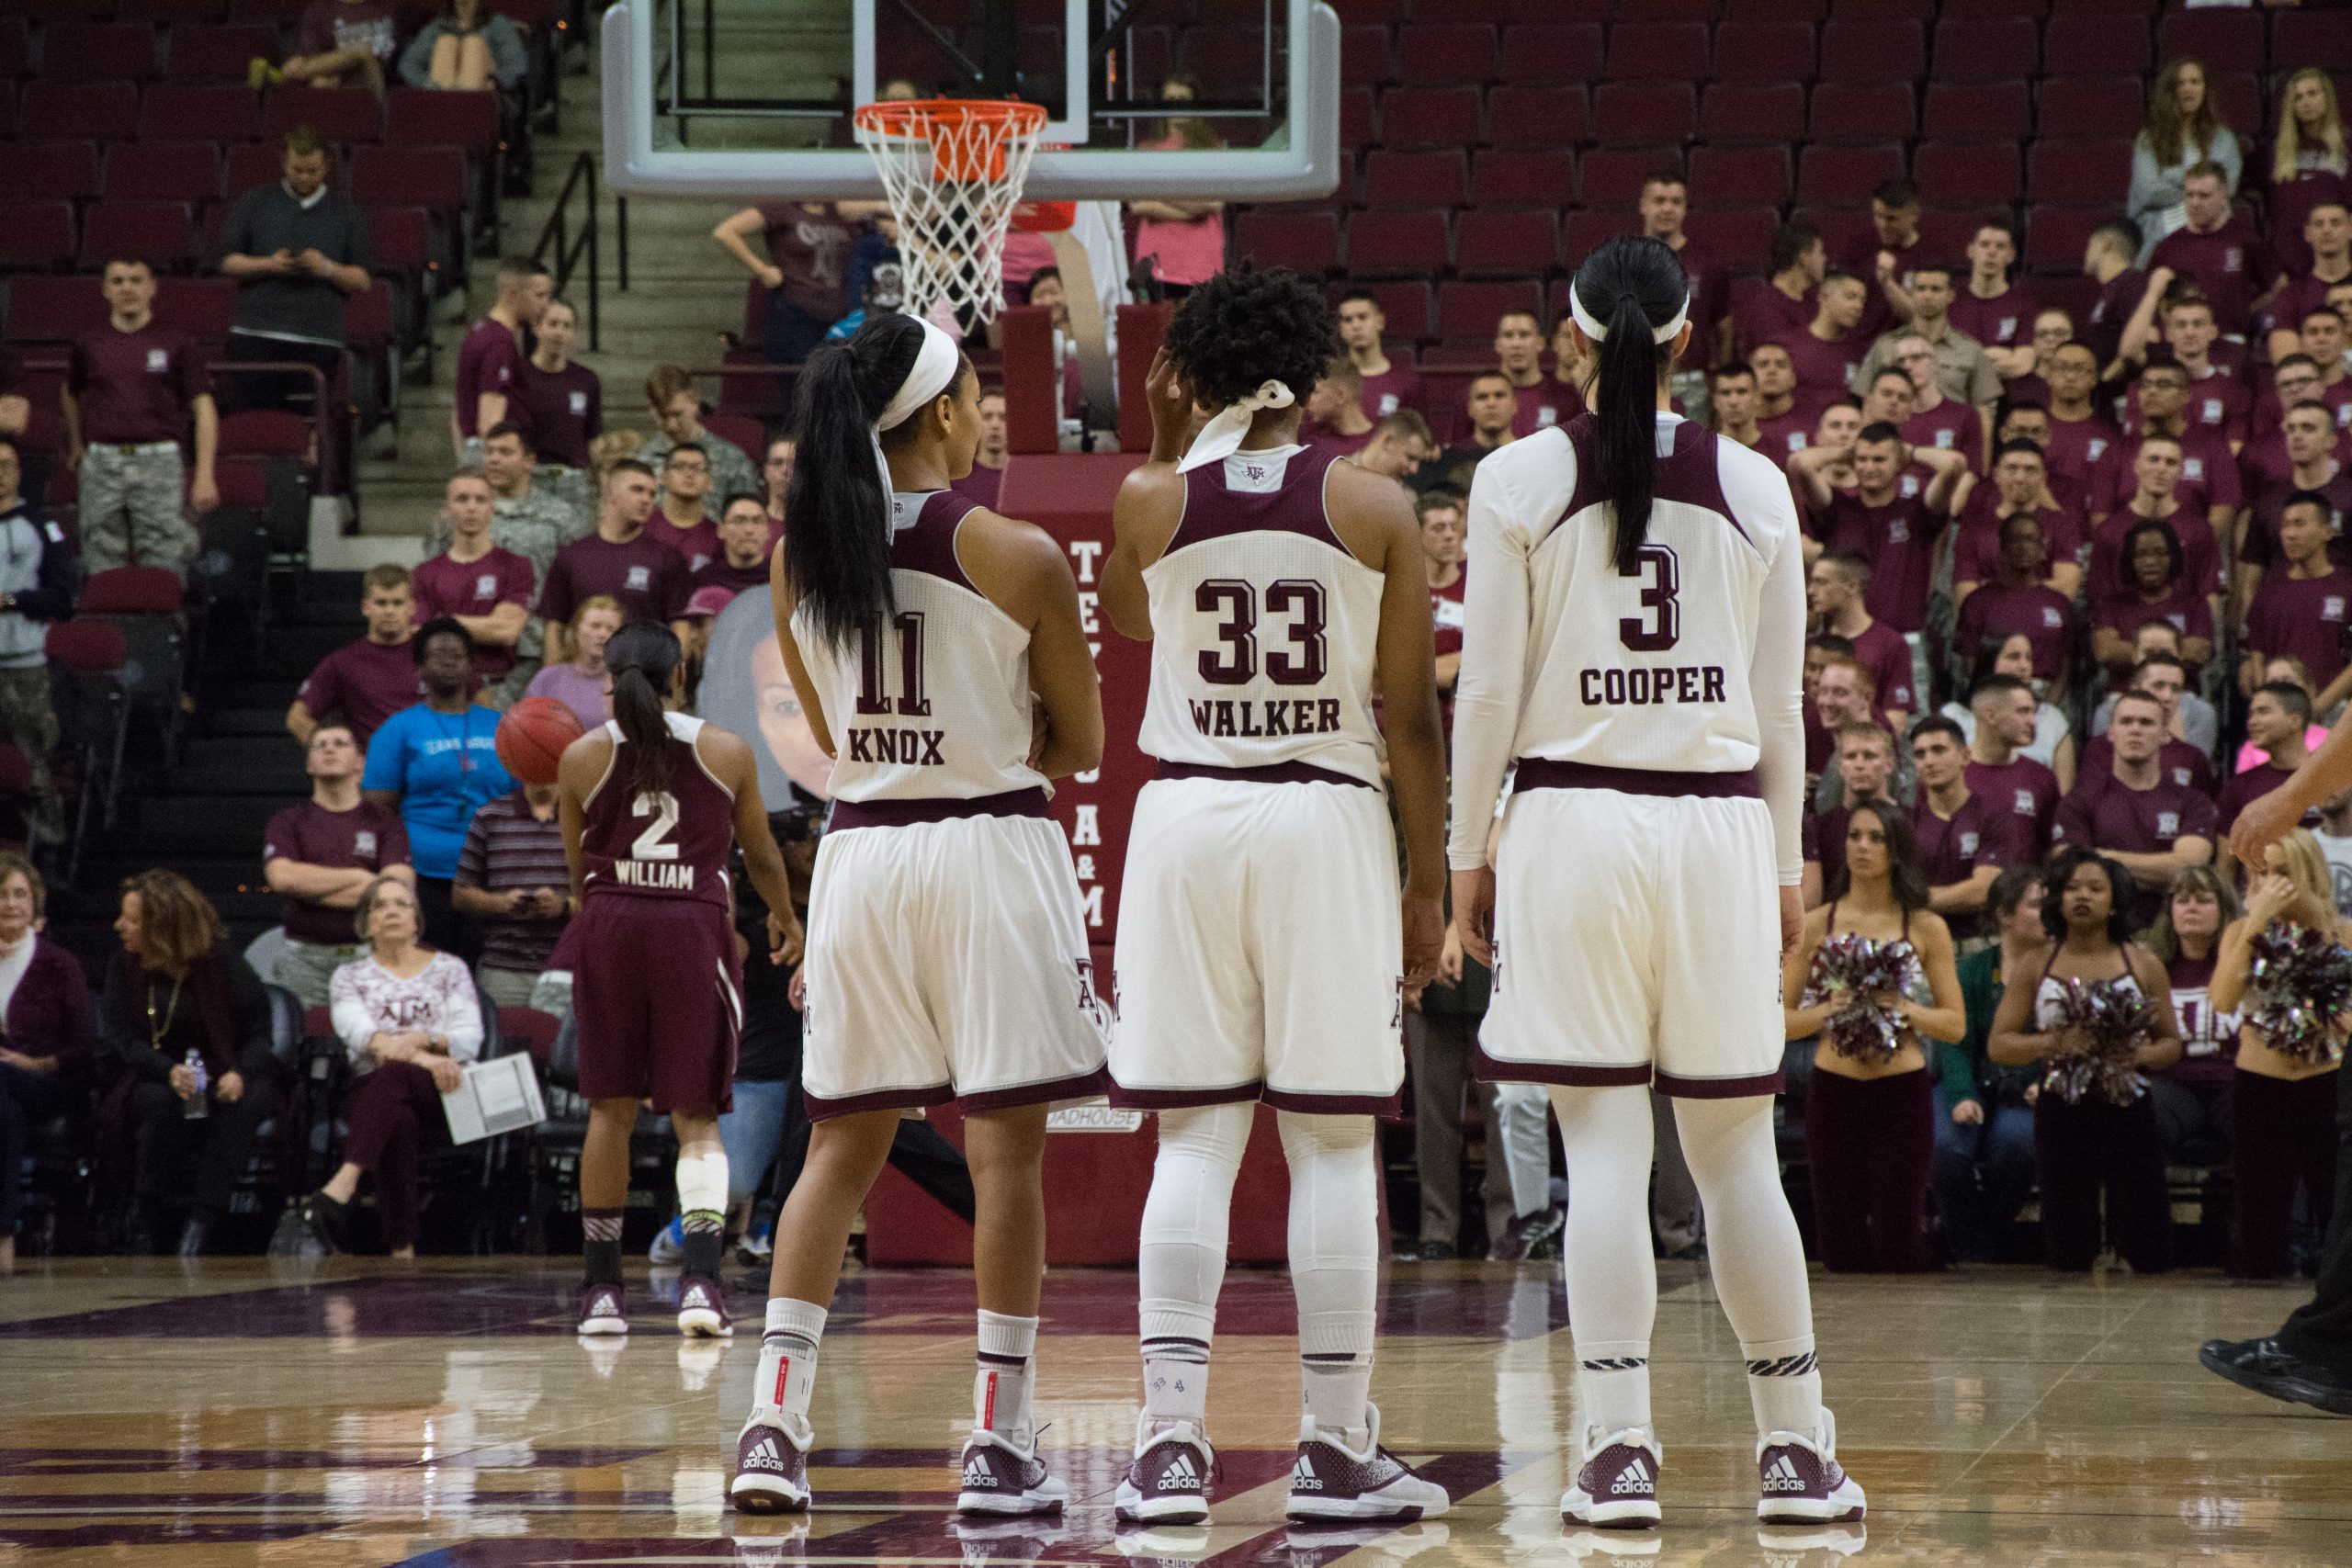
[1575,236,1691,576]
[605,621,682,796]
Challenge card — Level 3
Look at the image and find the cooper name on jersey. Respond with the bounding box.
[1186,697,1346,739]
[843,725,947,765]
[1578,664,1729,709]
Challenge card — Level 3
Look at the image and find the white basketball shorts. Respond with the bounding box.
[1111,773,1406,1115]
[800,805,1110,1119]
[1478,781,1786,1098]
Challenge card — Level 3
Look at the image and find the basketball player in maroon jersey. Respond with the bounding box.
[559,623,800,1339]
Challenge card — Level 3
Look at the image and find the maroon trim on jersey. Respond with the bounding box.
[1653,1066,1788,1099]
[1156,760,1376,790]
[1107,1078,1268,1110]
[1107,1077,1402,1117]
[959,1066,1114,1112]
[1513,759,1763,800]
[1474,1046,1654,1089]
[803,1080,959,1122]
[827,785,1052,829]
[1555,416,1745,547]
[1262,1085,1405,1119]
[890,489,980,592]
[1165,445,1348,555]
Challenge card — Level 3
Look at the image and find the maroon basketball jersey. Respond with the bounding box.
[579,711,738,910]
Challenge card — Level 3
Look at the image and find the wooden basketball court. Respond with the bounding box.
[2,1258,2346,1565]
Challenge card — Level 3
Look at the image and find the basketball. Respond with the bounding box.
[494,696,585,784]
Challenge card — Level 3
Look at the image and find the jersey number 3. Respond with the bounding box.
[1197,579,1328,686]
[1617,545,1680,652]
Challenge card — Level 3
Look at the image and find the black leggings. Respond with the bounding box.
[1804,1066,1938,1272]
[2229,1068,2339,1280]
[2034,1092,2174,1272]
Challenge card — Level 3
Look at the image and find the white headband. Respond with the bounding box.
[1178,379,1299,473]
[1569,283,1690,346]
[873,318,964,508]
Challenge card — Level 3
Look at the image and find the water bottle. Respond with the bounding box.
[181,1047,209,1121]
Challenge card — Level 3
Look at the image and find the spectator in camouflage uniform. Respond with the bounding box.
[634,365,760,502]
[0,436,74,842]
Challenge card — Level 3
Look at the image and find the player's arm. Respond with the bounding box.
[1744,457,1812,953]
[1447,453,1536,966]
[708,728,805,967]
[966,512,1104,779]
[1101,348,1193,640]
[768,543,837,759]
[554,730,611,901]
[264,859,376,904]
[1781,907,1835,1038]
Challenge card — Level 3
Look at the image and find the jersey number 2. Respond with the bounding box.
[630,792,681,861]
[855,611,931,716]
[1197,579,1328,685]
[1617,545,1680,652]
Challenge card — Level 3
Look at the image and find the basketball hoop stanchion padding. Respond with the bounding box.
[999,304,1060,456]
[854,98,1046,328]
[1117,303,1173,454]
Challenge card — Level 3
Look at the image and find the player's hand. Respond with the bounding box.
[768,908,804,968]
[1142,345,1194,466]
[1951,1098,1984,1126]
[1779,885,1804,957]
[1439,921,1464,985]
[1026,694,1049,769]
[2230,787,2305,874]
[1451,866,1496,968]
[788,961,808,1010]
[1400,891,1444,998]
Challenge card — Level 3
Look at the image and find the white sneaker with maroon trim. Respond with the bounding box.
[1559,1427,1662,1529]
[676,1275,731,1337]
[577,1280,627,1337]
[955,1427,1068,1517]
[1283,1405,1450,1524]
[729,1414,812,1513]
[1755,1410,1865,1525]
[1114,1417,1216,1525]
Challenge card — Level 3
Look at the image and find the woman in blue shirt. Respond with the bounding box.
[363,618,514,962]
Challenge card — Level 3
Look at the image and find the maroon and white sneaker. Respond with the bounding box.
[1559,1427,1662,1529]
[1284,1405,1450,1524]
[577,1280,627,1336]
[1755,1410,1865,1525]
[676,1275,731,1337]
[956,1427,1069,1517]
[1114,1417,1216,1525]
[729,1415,812,1513]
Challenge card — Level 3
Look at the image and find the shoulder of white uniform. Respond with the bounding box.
[1710,434,1804,544]
[1471,426,1570,491]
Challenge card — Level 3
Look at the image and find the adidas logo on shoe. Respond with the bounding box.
[1159,1450,1203,1491]
[963,1457,997,1488]
[1761,1454,1807,1494]
[1611,1456,1654,1495]
[1291,1454,1322,1492]
[743,1436,786,1473]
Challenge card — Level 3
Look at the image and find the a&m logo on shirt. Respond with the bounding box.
[626,566,650,592]
[354,830,378,857]
[475,573,498,597]
[2013,789,2036,816]
[1997,316,2018,339]
[1376,394,1400,416]
[1538,407,1562,427]
[2324,596,2346,623]
[2041,606,2064,628]
[1899,474,1921,499]
[2184,457,2206,481]
[1933,430,1955,448]
[2170,767,2193,787]
[1959,831,1980,857]
[145,348,169,373]
[2158,811,2181,836]
[2087,437,2109,461]
[570,391,589,414]
[2202,398,2225,424]
[2224,248,2244,273]
[1887,516,1911,543]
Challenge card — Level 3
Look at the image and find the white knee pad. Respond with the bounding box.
[676,1144,729,1217]
[1277,1111,1379,1359]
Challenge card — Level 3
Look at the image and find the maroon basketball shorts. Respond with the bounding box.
[571,894,742,1115]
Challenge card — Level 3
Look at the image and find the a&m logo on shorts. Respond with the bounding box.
[2158,812,2180,837]
[626,566,650,591]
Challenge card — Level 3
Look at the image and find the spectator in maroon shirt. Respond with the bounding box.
[2083,646,2217,796]
[763,434,795,541]
[1963,673,2064,855]
[1420,374,1518,496]
[1951,223,2038,379]
[62,260,218,577]
[2118,295,2249,451]
[952,389,1004,511]
[1777,271,1868,422]
[1355,412,1436,488]
[2087,436,2225,635]
[537,459,692,638]
[1911,716,2026,933]
[2261,200,2352,367]
[1857,365,1915,434]
[288,563,424,750]
[2264,67,2350,278]
[1955,441,2084,603]
[2215,683,2319,882]
[1711,362,1761,450]
[2081,222,2150,375]
[1891,333,1988,475]
[2091,518,2215,682]
[1638,171,1727,377]
[2091,369,2239,552]
[1953,512,2080,695]
[1807,553,1915,731]
[262,721,415,1007]
[2145,165,2267,340]
[712,200,860,366]
[1858,269,2005,432]
[454,257,550,462]
[645,442,720,571]
[2243,491,2352,711]
[412,470,533,685]
[1748,343,1812,461]
[2243,403,2352,598]
[1982,400,2090,519]
[1335,290,1419,421]
[1804,720,1905,891]
[2042,342,2123,485]
[695,493,778,600]
[1305,356,1377,456]
[510,297,601,471]
[270,0,401,91]
[2052,690,2218,927]
[1736,220,1824,360]
[1844,178,1926,342]
[2255,341,2352,452]
[1793,423,1969,634]
[1496,311,1577,437]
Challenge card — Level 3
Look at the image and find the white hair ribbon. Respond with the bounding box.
[871,317,964,509]
[1178,378,1299,473]
[1569,281,1690,346]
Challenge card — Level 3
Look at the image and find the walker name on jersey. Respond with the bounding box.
[844,726,947,765]
[1185,697,1343,739]
[613,858,696,890]
[1579,665,1728,708]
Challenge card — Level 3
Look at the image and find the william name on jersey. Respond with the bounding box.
[1184,697,1345,739]
[843,726,947,765]
[1579,664,1729,708]
[613,858,696,891]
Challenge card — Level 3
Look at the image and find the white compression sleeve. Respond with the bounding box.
[1449,448,1537,869]
[1278,1111,1381,1441]
[1550,1083,1659,1441]
[1137,1102,1253,1427]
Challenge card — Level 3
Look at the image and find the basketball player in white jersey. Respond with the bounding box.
[1450,237,1867,1528]
[729,313,1111,1517]
[1101,264,1452,1525]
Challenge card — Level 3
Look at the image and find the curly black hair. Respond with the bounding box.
[1162,262,1340,410]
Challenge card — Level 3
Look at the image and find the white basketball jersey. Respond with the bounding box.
[791,490,1046,803]
[1135,445,1386,785]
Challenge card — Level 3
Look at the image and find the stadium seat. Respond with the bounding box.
[151,276,235,341]
[349,146,469,222]
[141,81,261,140]
[218,410,311,458]
[1232,210,1340,273]
[14,142,102,203]
[1453,209,1557,276]
[224,140,295,202]
[1266,149,1355,209]
[1579,148,1676,209]
[2159,8,2264,77]
[1589,83,1694,146]
[1690,145,1792,208]
[1340,24,1390,86]
[1922,80,2028,141]
[1712,21,1816,84]
[1496,23,1601,85]
[1685,207,1778,265]
[1348,209,1451,276]
[3,276,108,344]
[1808,81,1915,142]
[1699,81,1804,144]
[124,0,232,20]
[1914,141,2020,206]
[79,200,195,272]
[1487,85,1589,149]
[0,205,75,272]
[21,80,141,141]
[1472,148,1575,208]
[385,86,499,151]
[1436,278,1542,344]
[2023,205,2109,275]
[105,140,223,205]
[229,0,318,19]
[2274,12,2352,75]
[1790,205,1877,260]
[1931,15,2035,81]
[1339,85,1373,147]
[262,85,381,143]
[1629,0,1716,20]
[2210,73,2261,139]
[45,21,159,81]
[2041,13,2151,79]
[1818,19,1924,81]
[1363,149,1467,209]
[1830,0,1931,16]
[0,19,27,80]
[1796,143,1905,207]
[1606,20,1708,82]
[1178,29,1267,85]
[1563,209,1641,265]
[2035,76,2143,140]
[1343,279,1431,340]
[1394,24,1497,85]
[1917,206,2010,259]
[1724,0,1823,17]
[1945,0,2044,15]
[2028,138,2133,206]
[1378,85,1481,150]
[164,20,278,82]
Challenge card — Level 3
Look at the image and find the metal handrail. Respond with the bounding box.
[532,150,602,352]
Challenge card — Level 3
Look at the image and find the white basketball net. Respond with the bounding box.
[854,100,1046,330]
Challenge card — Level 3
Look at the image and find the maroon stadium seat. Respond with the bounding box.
[1472,148,1575,208]
[229,0,317,20]
[0,207,78,273]
[1340,25,1390,86]
[349,146,468,217]
[1605,20,1707,82]
[20,81,141,141]
[1712,21,1816,84]
[141,81,262,140]
[2041,13,2151,79]
[1363,150,1466,209]
[1496,23,1601,85]
[2159,8,2265,77]
[122,0,232,17]
[0,19,27,79]
[1580,148,1675,208]
[79,201,195,272]
[1348,209,1451,276]
[1125,27,1170,88]
[1922,81,2029,142]
[366,205,435,278]
[1454,209,1558,276]
[2023,206,2108,276]
[1796,143,1905,207]
[151,276,235,340]
[1699,81,1804,144]
[1378,85,1482,150]
[1232,211,1340,273]
[1945,0,2044,15]
[1724,0,1823,19]
[1690,145,1792,208]
[224,139,292,200]
[1686,208,1777,265]
[1266,149,1355,209]
[2028,139,2132,206]
[1328,0,1410,19]
[1807,81,1914,143]
[1562,211,1642,268]
[14,142,102,203]
[1790,206,1877,259]
[1917,207,2011,261]
[218,410,311,457]
[1589,83,1694,146]
[263,85,382,142]
[2209,73,2262,138]
[105,141,222,204]
[1487,85,1589,149]
[1829,0,1929,17]
[1339,85,1374,147]
[385,86,499,150]
[4,277,107,344]
[1394,24,1497,85]
[2274,12,2352,75]
[1930,15,2035,81]
[1340,279,1431,341]
[1818,19,1923,81]
[1436,279,1542,344]
[2035,76,2143,141]
[45,21,159,81]
[1630,0,1716,20]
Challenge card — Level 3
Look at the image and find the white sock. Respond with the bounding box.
[1573,1338,1654,1445]
[1548,1086,1661,1446]
[1137,1103,1251,1435]
[975,1309,1039,1446]
[752,1297,827,1433]
[1280,1111,1380,1448]
[1741,1337,1824,1439]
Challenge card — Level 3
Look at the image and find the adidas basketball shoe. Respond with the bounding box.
[1755,1410,1866,1525]
[577,1280,627,1337]
[1560,1427,1663,1529]
[954,1427,1069,1517]
[1114,1417,1216,1526]
[729,1415,812,1513]
[1283,1404,1451,1524]
[676,1275,731,1337]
